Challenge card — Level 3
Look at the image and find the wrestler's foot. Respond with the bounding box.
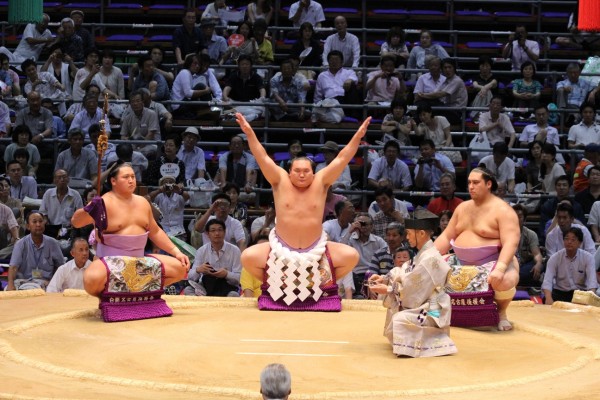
[497,318,513,331]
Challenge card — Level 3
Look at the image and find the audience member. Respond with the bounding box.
[290,22,323,68]
[427,173,463,215]
[407,30,450,70]
[149,175,190,240]
[250,203,275,242]
[70,93,112,139]
[279,139,304,172]
[323,199,355,242]
[260,363,291,400]
[479,96,516,147]
[424,58,468,125]
[539,175,585,241]
[340,212,386,298]
[518,105,562,164]
[46,237,91,293]
[15,91,53,145]
[0,14,52,63]
[567,102,600,149]
[63,83,101,125]
[0,176,22,218]
[40,97,67,139]
[171,53,212,119]
[573,144,600,193]
[380,26,409,67]
[315,141,352,190]
[216,134,258,202]
[322,16,360,68]
[220,21,258,66]
[415,104,461,163]
[253,19,274,69]
[525,140,543,191]
[288,0,325,29]
[469,56,498,119]
[85,124,116,172]
[380,98,416,151]
[6,211,63,291]
[201,0,228,25]
[0,99,11,138]
[71,47,105,102]
[144,135,186,186]
[222,55,266,103]
[364,55,404,103]
[223,182,248,229]
[413,55,446,109]
[22,58,67,116]
[323,186,347,221]
[371,187,409,239]
[98,49,125,100]
[105,143,148,183]
[269,59,308,121]
[478,142,516,193]
[367,140,412,190]
[13,148,32,177]
[131,54,170,102]
[128,46,174,89]
[539,143,565,194]
[54,17,84,62]
[6,160,37,200]
[543,227,597,304]
[4,125,40,177]
[511,61,542,117]
[0,201,19,260]
[39,169,83,228]
[173,8,205,65]
[201,19,228,66]
[185,219,242,297]
[55,129,98,182]
[314,50,360,118]
[575,166,600,215]
[501,24,540,72]
[177,127,206,180]
[247,0,273,24]
[545,202,595,258]
[414,139,456,191]
[0,54,20,97]
[133,87,174,138]
[370,222,408,277]
[194,193,247,250]
[40,44,77,98]
[556,63,597,119]
[119,90,161,158]
[70,10,94,54]
[512,204,543,287]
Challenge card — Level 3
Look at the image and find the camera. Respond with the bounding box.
[418,157,433,165]
[165,183,174,190]
[359,221,367,227]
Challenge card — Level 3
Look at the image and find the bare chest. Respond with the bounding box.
[455,204,499,240]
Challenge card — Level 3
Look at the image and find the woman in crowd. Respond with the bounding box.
[415,104,461,163]
[0,53,20,97]
[40,44,77,97]
[539,142,565,195]
[4,125,40,177]
[407,29,450,70]
[98,48,125,100]
[223,181,249,229]
[220,20,258,65]
[380,26,409,68]
[290,22,323,69]
[246,0,272,25]
[469,55,498,120]
[525,140,543,191]
[280,139,305,172]
[512,61,543,119]
[171,53,213,119]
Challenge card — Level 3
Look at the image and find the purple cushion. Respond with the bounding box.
[455,10,491,17]
[413,41,452,48]
[106,34,144,41]
[0,1,7,5]
[149,35,172,41]
[409,10,445,15]
[273,152,290,162]
[514,290,530,301]
[466,41,503,49]
[283,39,296,45]
[149,4,184,10]
[44,2,62,7]
[63,2,101,8]
[342,116,359,123]
[107,3,142,9]
[323,7,358,13]
[371,9,408,15]
[313,153,325,163]
[204,151,215,161]
[494,11,530,17]
[374,40,385,46]
[541,12,569,18]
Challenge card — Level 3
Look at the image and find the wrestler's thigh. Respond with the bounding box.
[151,254,187,285]
[326,241,359,280]
[241,241,270,281]
[83,259,107,297]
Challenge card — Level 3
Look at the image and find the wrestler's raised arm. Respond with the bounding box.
[318,117,371,186]
[235,113,284,186]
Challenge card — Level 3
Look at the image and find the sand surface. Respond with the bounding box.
[1,292,600,400]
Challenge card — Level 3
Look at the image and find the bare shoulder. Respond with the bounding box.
[133,194,151,210]
[453,200,473,214]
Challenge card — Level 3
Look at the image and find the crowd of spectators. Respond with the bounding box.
[1,1,600,304]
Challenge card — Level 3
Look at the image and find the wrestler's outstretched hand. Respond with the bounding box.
[355,116,372,139]
[235,113,255,137]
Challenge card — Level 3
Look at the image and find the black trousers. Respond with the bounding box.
[552,289,574,303]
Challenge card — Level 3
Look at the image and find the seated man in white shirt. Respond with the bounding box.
[413,55,446,113]
[69,93,112,139]
[185,219,242,297]
[479,96,516,147]
[176,127,206,180]
[518,104,564,164]
[148,175,190,241]
[39,169,83,241]
[46,238,91,293]
[288,0,325,29]
[322,16,361,69]
[478,142,516,193]
[367,140,412,191]
[545,202,595,258]
[567,102,600,150]
[313,50,361,119]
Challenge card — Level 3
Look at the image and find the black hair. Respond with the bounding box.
[12,124,32,143]
[222,181,240,195]
[374,186,394,198]
[206,218,226,232]
[563,226,583,242]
